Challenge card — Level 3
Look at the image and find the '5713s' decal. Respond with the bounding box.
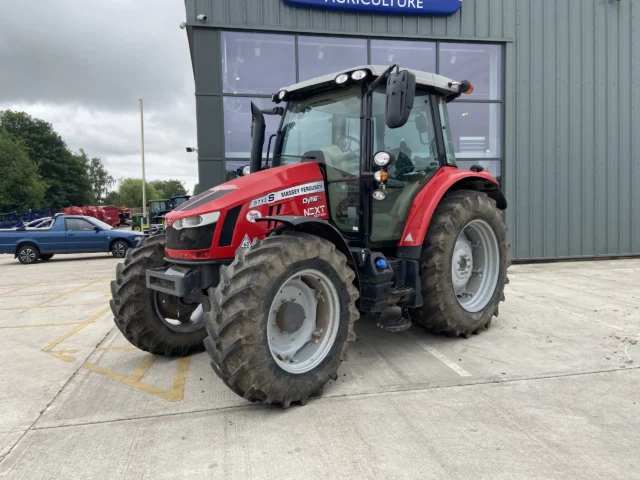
[249,181,325,208]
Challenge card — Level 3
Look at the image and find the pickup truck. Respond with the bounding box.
[0,214,145,264]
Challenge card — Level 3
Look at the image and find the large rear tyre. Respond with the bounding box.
[203,231,359,408]
[110,234,206,356]
[410,190,509,338]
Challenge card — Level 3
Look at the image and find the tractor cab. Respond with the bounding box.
[247,65,481,248]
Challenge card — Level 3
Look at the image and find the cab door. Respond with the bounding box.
[65,218,106,252]
[368,90,441,244]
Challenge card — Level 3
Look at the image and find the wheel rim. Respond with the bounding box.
[451,219,500,313]
[152,292,202,333]
[267,269,340,374]
[20,248,36,263]
[113,243,125,257]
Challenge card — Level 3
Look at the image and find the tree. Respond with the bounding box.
[117,178,159,208]
[150,179,187,199]
[0,131,47,212]
[192,183,200,195]
[103,190,121,206]
[0,110,93,208]
[81,151,115,204]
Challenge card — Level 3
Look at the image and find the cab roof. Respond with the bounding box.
[281,65,460,99]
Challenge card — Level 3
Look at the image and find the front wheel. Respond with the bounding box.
[109,234,206,356]
[132,225,141,232]
[410,190,509,337]
[203,231,359,408]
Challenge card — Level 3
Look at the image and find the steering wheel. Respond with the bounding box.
[336,135,360,153]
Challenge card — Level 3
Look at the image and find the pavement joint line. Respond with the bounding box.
[26,365,640,433]
[406,331,472,377]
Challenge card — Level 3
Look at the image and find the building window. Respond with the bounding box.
[298,36,367,82]
[221,31,295,94]
[439,43,502,100]
[223,97,280,158]
[438,42,503,184]
[371,39,436,73]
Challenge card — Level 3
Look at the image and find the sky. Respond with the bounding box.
[0,0,199,193]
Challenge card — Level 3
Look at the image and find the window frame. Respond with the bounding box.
[217,30,505,189]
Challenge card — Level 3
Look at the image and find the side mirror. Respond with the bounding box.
[385,69,416,129]
[93,226,101,232]
[415,113,428,134]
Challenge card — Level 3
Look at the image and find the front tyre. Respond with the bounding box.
[203,231,359,408]
[110,234,206,356]
[111,240,129,258]
[410,190,509,338]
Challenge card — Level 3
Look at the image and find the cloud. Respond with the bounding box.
[0,0,199,193]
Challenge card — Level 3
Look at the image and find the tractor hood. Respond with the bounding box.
[166,162,324,225]
[163,162,327,261]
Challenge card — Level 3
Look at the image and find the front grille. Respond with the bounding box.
[166,223,216,250]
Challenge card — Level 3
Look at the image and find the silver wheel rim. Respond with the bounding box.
[267,269,340,374]
[153,292,203,333]
[20,248,36,263]
[113,243,125,257]
[452,219,500,313]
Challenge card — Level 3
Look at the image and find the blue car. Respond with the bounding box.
[0,214,145,264]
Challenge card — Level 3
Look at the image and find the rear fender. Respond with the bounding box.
[399,167,506,251]
[257,215,359,291]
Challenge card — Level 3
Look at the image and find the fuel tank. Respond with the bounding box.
[164,163,329,261]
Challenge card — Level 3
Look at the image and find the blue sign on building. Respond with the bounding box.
[282,0,462,16]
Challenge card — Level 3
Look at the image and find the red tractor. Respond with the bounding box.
[111,65,508,407]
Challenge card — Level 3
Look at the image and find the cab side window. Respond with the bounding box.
[65,219,95,232]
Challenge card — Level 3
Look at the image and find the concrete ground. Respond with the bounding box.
[0,253,638,479]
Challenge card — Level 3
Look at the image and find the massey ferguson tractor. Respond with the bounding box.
[110,65,508,408]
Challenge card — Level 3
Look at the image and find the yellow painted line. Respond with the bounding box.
[129,355,157,382]
[0,302,109,311]
[1,282,41,295]
[0,321,84,329]
[51,350,79,362]
[95,345,137,352]
[82,355,192,403]
[42,306,110,352]
[21,279,104,312]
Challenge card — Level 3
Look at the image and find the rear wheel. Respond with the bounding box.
[110,234,206,356]
[203,232,359,408]
[40,254,54,261]
[410,190,509,337]
[17,244,40,265]
[133,225,141,232]
[111,240,129,258]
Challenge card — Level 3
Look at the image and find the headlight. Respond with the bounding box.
[172,211,220,230]
[374,151,391,167]
[351,70,367,81]
[372,189,388,201]
[335,74,349,85]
